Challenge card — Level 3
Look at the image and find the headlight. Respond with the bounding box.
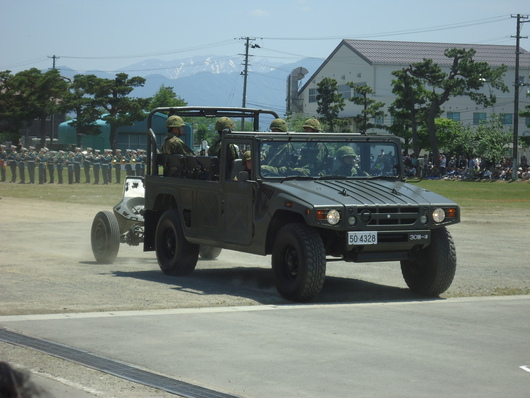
[432,208,445,223]
[326,210,341,225]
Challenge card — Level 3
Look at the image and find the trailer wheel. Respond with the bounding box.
[91,211,120,264]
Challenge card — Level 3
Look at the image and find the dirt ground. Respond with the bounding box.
[0,195,529,316]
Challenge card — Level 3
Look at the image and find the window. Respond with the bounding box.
[375,115,385,125]
[473,113,487,125]
[351,82,367,98]
[501,113,513,125]
[447,112,460,122]
[309,88,318,103]
[338,84,352,100]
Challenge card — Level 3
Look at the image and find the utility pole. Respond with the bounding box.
[239,37,260,130]
[48,55,60,70]
[511,14,529,181]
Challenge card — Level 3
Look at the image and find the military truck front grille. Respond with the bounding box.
[359,206,419,226]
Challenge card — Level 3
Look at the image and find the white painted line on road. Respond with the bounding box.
[1,295,529,322]
[520,366,530,373]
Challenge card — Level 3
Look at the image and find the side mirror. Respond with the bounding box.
[237,170,249,183]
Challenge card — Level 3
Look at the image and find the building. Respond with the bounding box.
[293,39,530,137]
[56,113,194,152]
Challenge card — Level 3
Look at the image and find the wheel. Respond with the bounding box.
[401,227,456,296]
[272,223,326,302]
[91,211,120,264]
[199,245,222,260]
[155,209,199,276]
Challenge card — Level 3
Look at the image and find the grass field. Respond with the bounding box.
[1,169,528,211]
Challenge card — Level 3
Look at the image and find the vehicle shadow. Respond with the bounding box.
[110,264,432,305]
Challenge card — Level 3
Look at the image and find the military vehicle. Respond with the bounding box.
[92,107,460,302]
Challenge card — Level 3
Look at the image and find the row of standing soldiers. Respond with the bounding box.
[0,145,146,185]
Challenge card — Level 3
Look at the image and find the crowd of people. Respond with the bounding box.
[0,144,147,185]
[403,153,530,181]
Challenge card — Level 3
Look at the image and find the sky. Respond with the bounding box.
[1,0,529,75]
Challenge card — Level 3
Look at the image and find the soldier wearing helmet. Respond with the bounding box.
[333,146,358,176]
[161,115,195,155]
[270,118,288,132]
[302,118,322,132]
[234,150,252,181]
[297,118,328,174]
[208,117,239,167]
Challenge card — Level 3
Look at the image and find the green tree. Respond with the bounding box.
[389,68,429,155]
[405,48,508,167]
[58,74,102,148]
[149,84,187,109]
[348,84,386,133]
[316,77,345,131]
[0,71,25,143]
[89,73,150,152]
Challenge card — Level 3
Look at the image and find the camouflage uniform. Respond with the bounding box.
[161,115,194,156]
[208,117,238,166]
[298,118,328,174]
[332,146,358,176]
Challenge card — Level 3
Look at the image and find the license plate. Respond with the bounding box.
[348,231,378,245]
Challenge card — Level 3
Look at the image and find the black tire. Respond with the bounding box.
[199,245,222,260]
[401,227,457,296]
[272,223,326,302]
[155,209,199,276]
[91,211,120,264]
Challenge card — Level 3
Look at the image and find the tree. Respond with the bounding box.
[316,78,345,131]
[405,48,508,167]
[389,69,429,155]
[0,71,24,142]
[149,84,187,109]
[59,74,102,148]
[89,73,150,152]
[348,84,386,133]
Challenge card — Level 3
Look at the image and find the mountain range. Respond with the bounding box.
[57,55,325,116]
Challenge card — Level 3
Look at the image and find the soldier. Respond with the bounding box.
[101,149,112,185]
[234,150,252,181]
[124,149,134,176]
[66,151,75,184]
[26,146,37,183]
[161,115,194,155]
[47,151,57,183]
[92,149,101,184]
[135,149,145,177]
[73,147,82,183]
[298,118,328,174]
[208,117,237,161]
[7,146,17,183]
[113,148,123,183]
[0,144,6,182]
[332,146,359,176]
[36,148,47,184]
[15,147,27,184]
[83,147,93,183]
[56,150,65,184]
[270,118,288,133]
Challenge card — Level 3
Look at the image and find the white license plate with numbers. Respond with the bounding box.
[347,231,378,245]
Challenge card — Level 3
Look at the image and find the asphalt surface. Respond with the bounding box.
[1,197,529,397]
[1,296,530,397]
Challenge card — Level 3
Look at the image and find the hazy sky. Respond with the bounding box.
[1,0,529,74]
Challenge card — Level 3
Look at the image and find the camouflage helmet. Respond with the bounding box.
[166,115,185,128]
[337,146,356,158]
[242,151,251,162]
[302,118,322,132]
[270,118,288,132]
[215,117,235,132]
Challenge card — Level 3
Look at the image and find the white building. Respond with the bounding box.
[294,39,530,138]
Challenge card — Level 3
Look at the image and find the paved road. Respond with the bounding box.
[1,296,529,397]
